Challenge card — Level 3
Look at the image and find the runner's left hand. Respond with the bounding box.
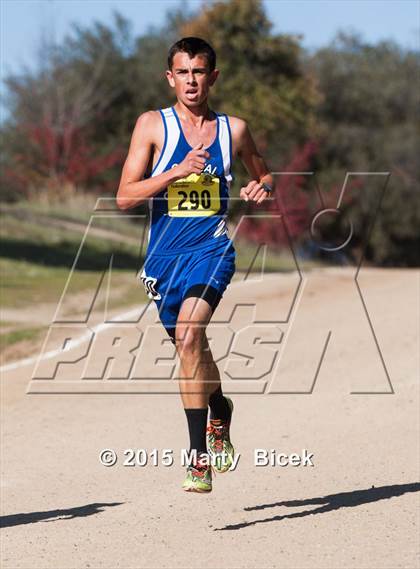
[240,181,271,205]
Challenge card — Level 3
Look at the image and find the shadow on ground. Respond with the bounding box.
[216,482,420,531]
[0,502,124,528]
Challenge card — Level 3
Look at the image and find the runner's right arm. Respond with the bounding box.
[116,112,209,210]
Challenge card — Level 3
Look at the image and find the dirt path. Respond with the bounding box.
[1,267,419,568]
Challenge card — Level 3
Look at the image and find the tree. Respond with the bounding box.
[179,0,319,160]
[1,4,418,266]
[1,13,135,198]
[308,32,420,265]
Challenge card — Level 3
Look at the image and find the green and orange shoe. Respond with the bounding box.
[207,397,235,474]
[182,455,212,493]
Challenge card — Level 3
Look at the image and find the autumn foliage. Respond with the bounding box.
[1,1,419,264]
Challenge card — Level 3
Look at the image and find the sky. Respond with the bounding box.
[1,0,419,79]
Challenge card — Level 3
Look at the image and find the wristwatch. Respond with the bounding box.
[262,182,273,194]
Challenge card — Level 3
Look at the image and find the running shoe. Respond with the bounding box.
[182,454,212,493]
[207,397,234,474]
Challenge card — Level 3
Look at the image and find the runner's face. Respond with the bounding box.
[166,52,218,106]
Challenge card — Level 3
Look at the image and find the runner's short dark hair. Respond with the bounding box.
[168,37,216,72]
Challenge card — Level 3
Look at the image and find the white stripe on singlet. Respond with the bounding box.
[217,114,232,185]
[151,107,180,177]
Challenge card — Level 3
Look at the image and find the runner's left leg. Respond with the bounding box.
[176,296,219,492]
[178,297,236,475]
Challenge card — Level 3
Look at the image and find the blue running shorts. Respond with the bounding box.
[140,239,236,343]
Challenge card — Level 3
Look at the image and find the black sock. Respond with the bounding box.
[184,408,208,455]
[209,385,232,422]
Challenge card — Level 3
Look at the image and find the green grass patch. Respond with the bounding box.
[0,209,144,270]
[0,257,146,309]
[3,193,146,240]
[0,206,146,309]
[0,326,44,349]
[1,258,104,308]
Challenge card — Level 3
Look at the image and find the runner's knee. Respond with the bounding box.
[176,324,206,355]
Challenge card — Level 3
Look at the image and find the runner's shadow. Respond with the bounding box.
[216,482,420,531]
[0,502,123,528]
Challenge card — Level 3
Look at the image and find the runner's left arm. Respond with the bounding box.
[231,118,274,205]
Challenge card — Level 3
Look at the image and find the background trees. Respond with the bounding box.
[1,0,418,265]
[308,33,420,265]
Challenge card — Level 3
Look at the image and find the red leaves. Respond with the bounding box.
[237,141,317,246]
[5,119,124,194]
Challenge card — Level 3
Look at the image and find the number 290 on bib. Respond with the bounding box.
[167,173,221,217]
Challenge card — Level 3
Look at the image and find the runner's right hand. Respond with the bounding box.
[175,143,210,178]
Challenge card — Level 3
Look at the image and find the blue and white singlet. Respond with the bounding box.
[145,106,234,255]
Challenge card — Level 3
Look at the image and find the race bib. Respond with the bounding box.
[167,173,220,217]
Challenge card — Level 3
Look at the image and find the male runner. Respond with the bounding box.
[117,37,273,493]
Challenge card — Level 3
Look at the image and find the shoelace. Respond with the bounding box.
[190,458,209,478]
[207,422,230,452]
